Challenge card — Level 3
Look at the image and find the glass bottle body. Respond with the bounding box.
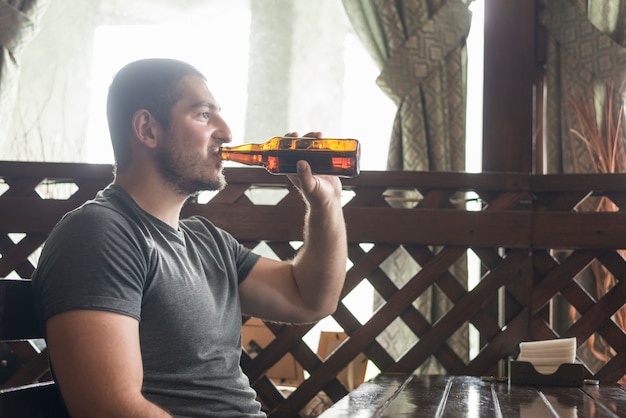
[220,137,360,177]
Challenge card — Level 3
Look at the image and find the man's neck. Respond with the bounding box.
[114,168,188,229]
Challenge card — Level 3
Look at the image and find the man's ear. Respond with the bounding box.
[131,109,161,149]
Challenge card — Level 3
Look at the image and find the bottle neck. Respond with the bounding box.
[220,147,264,166]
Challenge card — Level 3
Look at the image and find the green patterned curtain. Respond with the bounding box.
[543,0,626,174]
[342,0,471,172]
[542,0,626,382]
[342,0,472,375]
[0,0,50,142]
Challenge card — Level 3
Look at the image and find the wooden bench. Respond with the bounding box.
[0,278,69,417]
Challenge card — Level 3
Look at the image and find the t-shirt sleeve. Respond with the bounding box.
[230,235,261,284]
[32,204,147,322]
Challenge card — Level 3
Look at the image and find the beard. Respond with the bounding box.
[154,135,227,196]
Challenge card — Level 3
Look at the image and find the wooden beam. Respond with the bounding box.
[482,1,537,172]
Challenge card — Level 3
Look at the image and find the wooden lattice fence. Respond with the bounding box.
[1,161,626,417]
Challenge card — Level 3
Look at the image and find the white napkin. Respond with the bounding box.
[517,337,576,374]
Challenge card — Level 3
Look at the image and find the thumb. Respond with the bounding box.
[296,160,319,195]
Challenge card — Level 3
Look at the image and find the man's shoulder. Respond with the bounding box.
[60,197,127,226]
[52,188,136,240]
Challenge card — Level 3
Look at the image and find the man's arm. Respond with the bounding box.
[46,310,172,417]
[239,153,347,324]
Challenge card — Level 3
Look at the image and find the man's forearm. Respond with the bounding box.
[292,199,347,318]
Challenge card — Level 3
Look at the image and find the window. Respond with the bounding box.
[85,1,395,171]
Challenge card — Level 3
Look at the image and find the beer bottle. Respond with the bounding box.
[220,137,360,177]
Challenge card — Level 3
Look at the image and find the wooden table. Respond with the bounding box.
[318,374,626,417]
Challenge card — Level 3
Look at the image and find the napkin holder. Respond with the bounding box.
[509,360,584,387]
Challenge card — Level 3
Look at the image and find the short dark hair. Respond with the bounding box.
[106,58,205,172]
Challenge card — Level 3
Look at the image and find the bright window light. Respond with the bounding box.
[85,4,395,171]
[86,9,251,164]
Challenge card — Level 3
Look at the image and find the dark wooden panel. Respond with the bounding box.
[532,213,626,248]
[0,160,113,181]
[0,381,68,418]
[0,198,81,234]
[185,204,534,247]
[531,173,626,192]
[343,208,531,247]
[0,279,41,341]
[483,1,536,172]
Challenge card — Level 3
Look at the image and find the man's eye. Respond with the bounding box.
[200,112,210,119]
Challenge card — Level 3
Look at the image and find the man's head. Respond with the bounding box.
[106,58,206,172]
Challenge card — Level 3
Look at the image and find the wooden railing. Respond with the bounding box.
[1,161,626,417]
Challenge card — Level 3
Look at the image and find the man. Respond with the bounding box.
[32,58,348,417]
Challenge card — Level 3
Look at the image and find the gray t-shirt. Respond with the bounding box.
[32,185,264,417]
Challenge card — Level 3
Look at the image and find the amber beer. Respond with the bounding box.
[220,137,360,177]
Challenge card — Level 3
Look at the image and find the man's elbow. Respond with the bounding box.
[299,301,339,323]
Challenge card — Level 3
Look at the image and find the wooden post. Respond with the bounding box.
[482,1,537,173]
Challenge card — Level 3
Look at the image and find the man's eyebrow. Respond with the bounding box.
[193,101,221,112]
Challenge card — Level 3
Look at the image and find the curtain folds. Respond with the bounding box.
[543,0,626,174]
[342,0,472,375]
[0,0,50,142]
[342,0,471,172]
